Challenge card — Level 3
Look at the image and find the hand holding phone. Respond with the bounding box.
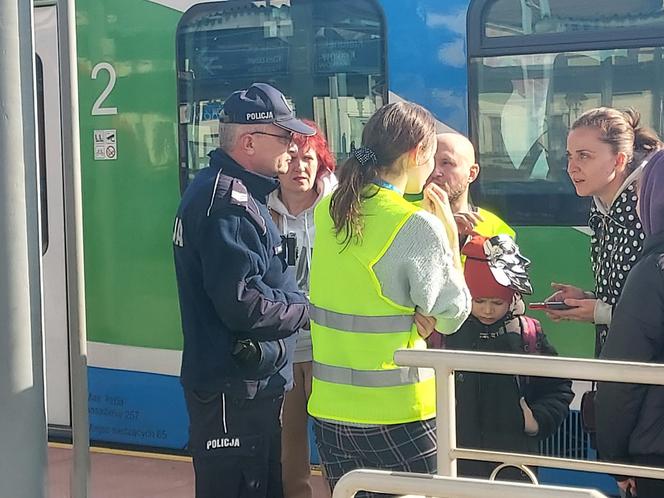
[618,477,637,498]
[529,301,576,311]
[532,296,595,322]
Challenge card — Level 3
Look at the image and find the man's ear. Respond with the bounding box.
[239,133,256,156]
[469,163,480,183]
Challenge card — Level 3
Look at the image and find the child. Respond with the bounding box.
[444,234,574,481]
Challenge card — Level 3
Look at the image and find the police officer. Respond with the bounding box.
[173,83,314,498]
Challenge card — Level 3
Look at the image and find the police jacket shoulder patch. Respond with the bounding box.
[207,170,267,236]
[230,180,267,236]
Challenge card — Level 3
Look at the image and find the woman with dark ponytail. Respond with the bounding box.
[307,102,471,496]
[547,107,662,355]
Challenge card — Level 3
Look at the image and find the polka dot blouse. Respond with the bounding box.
[589,181,645,353]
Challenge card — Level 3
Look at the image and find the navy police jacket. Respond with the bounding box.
[173,149,308,399]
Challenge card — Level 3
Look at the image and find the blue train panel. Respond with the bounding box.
[88,366,323,464]
[382,0,470,132]
[88,367,189,450]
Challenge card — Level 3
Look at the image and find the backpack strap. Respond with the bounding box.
[518,315,542,354]
[515,315,544,394]
[426,331,446,349]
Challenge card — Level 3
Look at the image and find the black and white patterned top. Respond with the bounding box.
[589,181,645,355]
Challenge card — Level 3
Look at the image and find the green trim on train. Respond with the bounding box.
[78,0,182,349]
[517,227,594,358]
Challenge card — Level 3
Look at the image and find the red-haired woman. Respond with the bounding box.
[268,119,337,498]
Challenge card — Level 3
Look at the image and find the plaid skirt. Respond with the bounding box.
[313,418,437,498]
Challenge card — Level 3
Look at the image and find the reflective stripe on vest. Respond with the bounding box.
[313,361,434,388]
[310,305,414,333]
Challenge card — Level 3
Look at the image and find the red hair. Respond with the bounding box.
[293,119,336,179]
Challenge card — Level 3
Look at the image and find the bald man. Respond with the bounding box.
[410,133,515,349]
[407,133,514,242]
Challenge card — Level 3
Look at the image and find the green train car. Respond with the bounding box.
[34,0,664,491]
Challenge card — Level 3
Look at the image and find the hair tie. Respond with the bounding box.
[351,146,378,167]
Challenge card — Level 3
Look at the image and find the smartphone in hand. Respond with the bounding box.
[529,301,576,311]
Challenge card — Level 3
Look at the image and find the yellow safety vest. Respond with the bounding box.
[461,208,514,265]
[307,187,436,425]
[473,207,515,239]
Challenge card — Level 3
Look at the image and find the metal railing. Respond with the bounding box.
[394,349,664,480]
[332,469,609,498]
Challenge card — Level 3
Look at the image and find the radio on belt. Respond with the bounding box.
[281,231,298,266]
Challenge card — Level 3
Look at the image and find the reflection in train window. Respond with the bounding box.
[469,46,664,225]
[176,0,386,190]
[484,0,664,38]
[36,55,49,255]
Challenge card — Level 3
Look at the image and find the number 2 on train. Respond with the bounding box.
[91,62,117,116]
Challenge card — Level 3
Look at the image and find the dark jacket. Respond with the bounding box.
[173,149,308,399]
[445,313,574,478]
[596,231,664,463]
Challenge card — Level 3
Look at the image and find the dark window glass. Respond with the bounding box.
[470,46,664,225]
[176,0,386,190]
[484,0,664,38]
[36,55,49,255]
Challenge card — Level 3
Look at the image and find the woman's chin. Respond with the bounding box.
[282,183,310,195]
[573,183,591,198]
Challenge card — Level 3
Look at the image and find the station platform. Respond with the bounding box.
[47,443,330,497]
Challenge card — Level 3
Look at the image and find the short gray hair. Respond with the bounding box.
[218,122,243,151]
[218,123,272,151]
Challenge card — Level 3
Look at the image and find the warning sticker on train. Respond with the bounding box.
[94,129,117,160]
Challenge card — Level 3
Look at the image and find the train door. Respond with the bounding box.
[34,5,71,429]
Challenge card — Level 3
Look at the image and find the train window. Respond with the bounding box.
[484,0,664,38]
[469,46,664,225]
[176,0,386,190]
[36,55,49,255]
[468,0,664,225]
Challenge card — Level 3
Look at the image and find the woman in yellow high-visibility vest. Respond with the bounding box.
[308,102,471,496]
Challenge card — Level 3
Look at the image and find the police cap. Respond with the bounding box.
[220,83,315,136]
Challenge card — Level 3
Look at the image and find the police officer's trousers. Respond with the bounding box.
[185,389,285,498]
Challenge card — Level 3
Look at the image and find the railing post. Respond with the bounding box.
[57,0,90,496]
[0,1,48,497]
[395,349,664,482]
[436,366,456,477]
[332,469,609,498]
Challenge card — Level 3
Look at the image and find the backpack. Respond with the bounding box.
[514,315,547,395]
[518,315,544,354]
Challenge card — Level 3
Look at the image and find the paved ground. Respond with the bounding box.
[48,444,331,498]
